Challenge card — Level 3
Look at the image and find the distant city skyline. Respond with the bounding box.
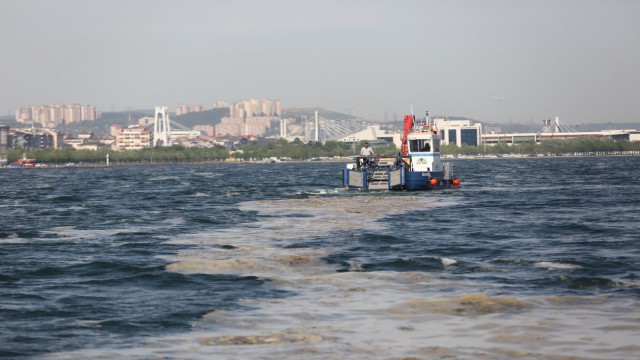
[2,0,639,124]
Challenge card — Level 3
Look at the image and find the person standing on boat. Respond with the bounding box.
[360,142,375,166]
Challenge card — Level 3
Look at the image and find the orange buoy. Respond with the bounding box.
[452,179,461,186]
[429,178,439,186]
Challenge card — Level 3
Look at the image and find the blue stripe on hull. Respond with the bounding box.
[405,171,444,191]
[343,168,451,191]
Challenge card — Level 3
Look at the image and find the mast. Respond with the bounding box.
[401,114,414,156]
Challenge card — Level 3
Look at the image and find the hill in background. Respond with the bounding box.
[58,110,154,136]
[172,108,229,128]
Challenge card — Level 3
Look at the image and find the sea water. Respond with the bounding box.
[1,157,639,359]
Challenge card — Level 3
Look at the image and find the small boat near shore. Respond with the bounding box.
[7,157,37,168]
[342,110,461,191]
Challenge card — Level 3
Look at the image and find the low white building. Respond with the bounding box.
[433,118,483,147]
[114,125,150,150]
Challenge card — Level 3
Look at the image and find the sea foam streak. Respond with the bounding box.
[44,195,640,360]
[533,261,582,269]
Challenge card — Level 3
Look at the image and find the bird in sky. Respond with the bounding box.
[493,95,507,101]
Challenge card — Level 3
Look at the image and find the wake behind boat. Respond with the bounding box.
[342,110,461,191]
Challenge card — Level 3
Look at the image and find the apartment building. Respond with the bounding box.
[114,125,151,150]
[15,104,97,127]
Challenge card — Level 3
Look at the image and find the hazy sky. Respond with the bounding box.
[2,0,639,124]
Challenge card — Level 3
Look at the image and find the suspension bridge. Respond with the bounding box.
[282,111,360,143]
[137,107,361,147]
[141,106,202,146]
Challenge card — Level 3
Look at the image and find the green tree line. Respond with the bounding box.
[2,137,639,165]
[233,139,392,160]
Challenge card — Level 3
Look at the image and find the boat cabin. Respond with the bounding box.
[405,130,442,173]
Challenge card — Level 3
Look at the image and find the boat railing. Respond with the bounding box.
[354,155,405,170]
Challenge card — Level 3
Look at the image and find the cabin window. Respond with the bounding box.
[409,140,420,152]
[409,139,432,152]
[433,138,440,152]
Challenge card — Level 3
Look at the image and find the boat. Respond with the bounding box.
[342,111,461,191]
[8,157,36,168]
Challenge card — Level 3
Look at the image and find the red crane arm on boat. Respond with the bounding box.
[401,115,414,156]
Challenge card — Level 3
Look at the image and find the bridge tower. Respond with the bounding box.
[314,111,319,142]
[153,106,171,146]
[280,118,287,138]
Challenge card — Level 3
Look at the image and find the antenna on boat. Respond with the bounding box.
[426,110,430,127]
[410,105,414,117]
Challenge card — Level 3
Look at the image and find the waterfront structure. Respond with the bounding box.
[332,113,640,150]
[482,129,638,145]
[114,125,151,150]
[10,128,61,149]
[482,118,639,145]
[434,118,483,147]
[430,117,640,147]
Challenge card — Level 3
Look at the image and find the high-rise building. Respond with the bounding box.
[81,105,97,120]
[15,104,97,127]
[274,100,281,116]
[176,104,190,116]
[220,99,282,137]
[0,125,10,150]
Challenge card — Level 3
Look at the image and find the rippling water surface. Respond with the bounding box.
[1,157,639,359]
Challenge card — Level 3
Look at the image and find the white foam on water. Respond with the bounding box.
[43,195,640,360]
[441,257,457,266]
[193,172,221,177]
[28,220,183,245]
[147,175,180,182]
[51,205,87,212]
[533,261,582,269]
[0,235,29,244]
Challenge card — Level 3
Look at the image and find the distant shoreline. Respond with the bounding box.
[442,150,640,160]
[2,151,639,170]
